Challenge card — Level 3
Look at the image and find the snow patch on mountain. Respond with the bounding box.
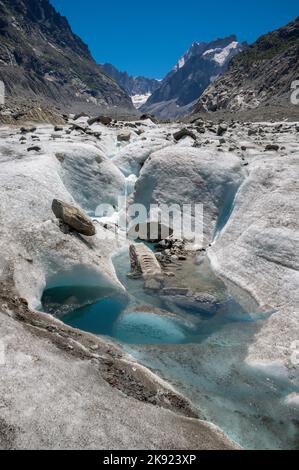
[177,57,186,69]
[131,93,152,109]
[203,41,240,65]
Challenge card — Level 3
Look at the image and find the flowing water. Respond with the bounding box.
[41,247,299,450]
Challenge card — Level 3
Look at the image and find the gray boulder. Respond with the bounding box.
[129,243,163,290]
[117,131,131,142]
[265,144,279,151]
[173,128,197,141]
[52,199,96,236]
[217,123,228,136]
[20,126,37,134]
[27,146,41,152]
[88,116,112,126]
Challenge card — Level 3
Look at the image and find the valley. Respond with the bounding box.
[0,0,298,453]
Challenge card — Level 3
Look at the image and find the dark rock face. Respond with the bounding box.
[141,36,246,119]
[194,17,299,114]
[0,0,134,113]
[100,63,160,97]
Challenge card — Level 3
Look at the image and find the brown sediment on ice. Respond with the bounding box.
[0,278,240,450]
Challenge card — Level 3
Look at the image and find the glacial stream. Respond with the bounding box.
[41,247,299,450]
[41,138,298,450]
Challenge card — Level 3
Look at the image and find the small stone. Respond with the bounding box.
[139,114,155,122]
[88,115,112,126]
[73,112,89,121]
[20,126,36,134]
[19,298,28,307]
[265,144,279,151]
[162,287,189,296]
[217,123,228,136]
[173,128,197,141]
[55,153,65,163]
[144,278,162,290]
[70,123,87,133]
[192,141,201,148]
[27,146,41,152]
[165,272,175,277]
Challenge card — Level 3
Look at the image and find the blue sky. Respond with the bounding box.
[51,0,298,79]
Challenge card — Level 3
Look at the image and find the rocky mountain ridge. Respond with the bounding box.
[0,0,134,116]
[194,17,299,114]
[100,63,160,108]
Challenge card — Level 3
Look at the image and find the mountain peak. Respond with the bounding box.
[142,35,246,119]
